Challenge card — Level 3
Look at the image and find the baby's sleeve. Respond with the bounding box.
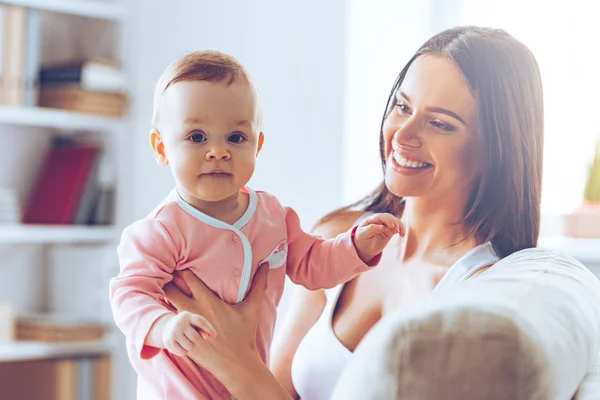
[284,207,379,290]
[109,218,180,360]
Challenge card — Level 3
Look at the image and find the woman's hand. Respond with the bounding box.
[163,264,291,400]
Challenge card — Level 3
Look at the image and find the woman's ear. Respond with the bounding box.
[150,129,169,167]
[257,132,265,156]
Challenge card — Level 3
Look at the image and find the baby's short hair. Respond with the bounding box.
[152,50,255,127]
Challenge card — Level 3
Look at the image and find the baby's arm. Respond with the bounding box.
[146,311,216,356]
[110,218,214,359]
[352,213,404,262]
[284,208,403,290]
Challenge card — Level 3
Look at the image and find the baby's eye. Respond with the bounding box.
[189,132,207,143]
[228,133,246,143]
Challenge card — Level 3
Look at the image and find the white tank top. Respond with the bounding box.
[290,241,500,400]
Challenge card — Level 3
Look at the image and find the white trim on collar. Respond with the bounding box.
[169,187,258,230]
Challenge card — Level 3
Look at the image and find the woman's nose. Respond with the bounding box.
[393,119,422,149]
[206,146,231,160]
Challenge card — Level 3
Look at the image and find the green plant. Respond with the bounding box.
[584,139,600,203]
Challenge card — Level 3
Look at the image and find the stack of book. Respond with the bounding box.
[38,58,128,116]
[0,4,128,115]
[15,313,106,343]
[0,188,20,224]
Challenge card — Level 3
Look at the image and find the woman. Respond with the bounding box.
[164,26,544,399]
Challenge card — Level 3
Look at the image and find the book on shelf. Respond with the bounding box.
[0,303,14,343]
[39,58,127,92]
[39,86,128,117]
[23,137,115,225]
[0,355,111,400]
[1,4,41,107]
[0,187,20,224]
[15,313,107,343]
[38,58,129,116]
[1,5,128,115]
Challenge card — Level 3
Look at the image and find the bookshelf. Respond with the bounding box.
[0,0,125,21]
[0,340,111,362]
[0,224,117,244]
[0,105,123,131]
[0,1,131,399]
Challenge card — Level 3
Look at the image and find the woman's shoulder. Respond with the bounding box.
[313,210,365,238]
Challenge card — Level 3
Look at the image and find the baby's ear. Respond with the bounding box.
[150,129,169,167]
[256,131,265,156]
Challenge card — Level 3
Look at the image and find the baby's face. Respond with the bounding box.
[155,79,263,203]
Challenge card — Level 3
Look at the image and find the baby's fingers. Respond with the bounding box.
[377,214,404,236]
[184,325,203,344]
[190,314,217,338]
[164,337,187,357]
[177,334,195,352]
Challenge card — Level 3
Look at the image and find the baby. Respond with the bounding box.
[109,50,403,399]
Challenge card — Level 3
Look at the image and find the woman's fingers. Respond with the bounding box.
[174,269,219,301]
[240,263,269,315]
[171,274,193,297]
[164,282,193,312]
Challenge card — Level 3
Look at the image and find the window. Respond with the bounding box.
[344,0,600,216]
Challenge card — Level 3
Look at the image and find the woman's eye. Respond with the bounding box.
[430,120,455,132]
[395,102,411,114]
[228,133,246,143]
[189,132,207,143]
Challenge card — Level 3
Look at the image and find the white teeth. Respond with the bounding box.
[393,151,430,169]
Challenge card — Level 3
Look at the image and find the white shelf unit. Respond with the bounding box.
[0,1,132,398]
[538,236,600,265]
[0,340,112,362]
[0,224,117,244]
[0,106,123,132]
[0,0,125,21]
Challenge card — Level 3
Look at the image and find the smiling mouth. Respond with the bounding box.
[392,151,433,169]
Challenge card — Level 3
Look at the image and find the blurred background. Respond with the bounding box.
[0,0,599,399]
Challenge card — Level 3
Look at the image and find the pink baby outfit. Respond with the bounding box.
[110,187,375,399]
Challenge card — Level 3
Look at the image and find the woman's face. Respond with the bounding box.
[383,55,481,203]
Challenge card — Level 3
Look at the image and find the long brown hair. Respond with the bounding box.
[321,26,544,257]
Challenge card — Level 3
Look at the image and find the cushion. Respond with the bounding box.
[330,249,600,400]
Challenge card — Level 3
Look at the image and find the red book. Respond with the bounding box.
[23,142,100,224]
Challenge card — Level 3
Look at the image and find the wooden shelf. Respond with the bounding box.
[0,0,125,21]
[0,106,123,132]
[538,236,600,264]
[0,341,111,362]
[0,224,117,244]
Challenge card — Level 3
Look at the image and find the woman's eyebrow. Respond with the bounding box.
[425,106,467,126]
[398,90,467,126]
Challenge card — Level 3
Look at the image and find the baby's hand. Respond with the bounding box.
[353,213,404,264]
[161,311,217,356]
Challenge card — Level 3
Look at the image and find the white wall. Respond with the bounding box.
[342,0,434,203]
[128,0,348,228]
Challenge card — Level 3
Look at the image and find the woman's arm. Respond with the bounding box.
[270,211,364,398]
[270,287,326,398]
